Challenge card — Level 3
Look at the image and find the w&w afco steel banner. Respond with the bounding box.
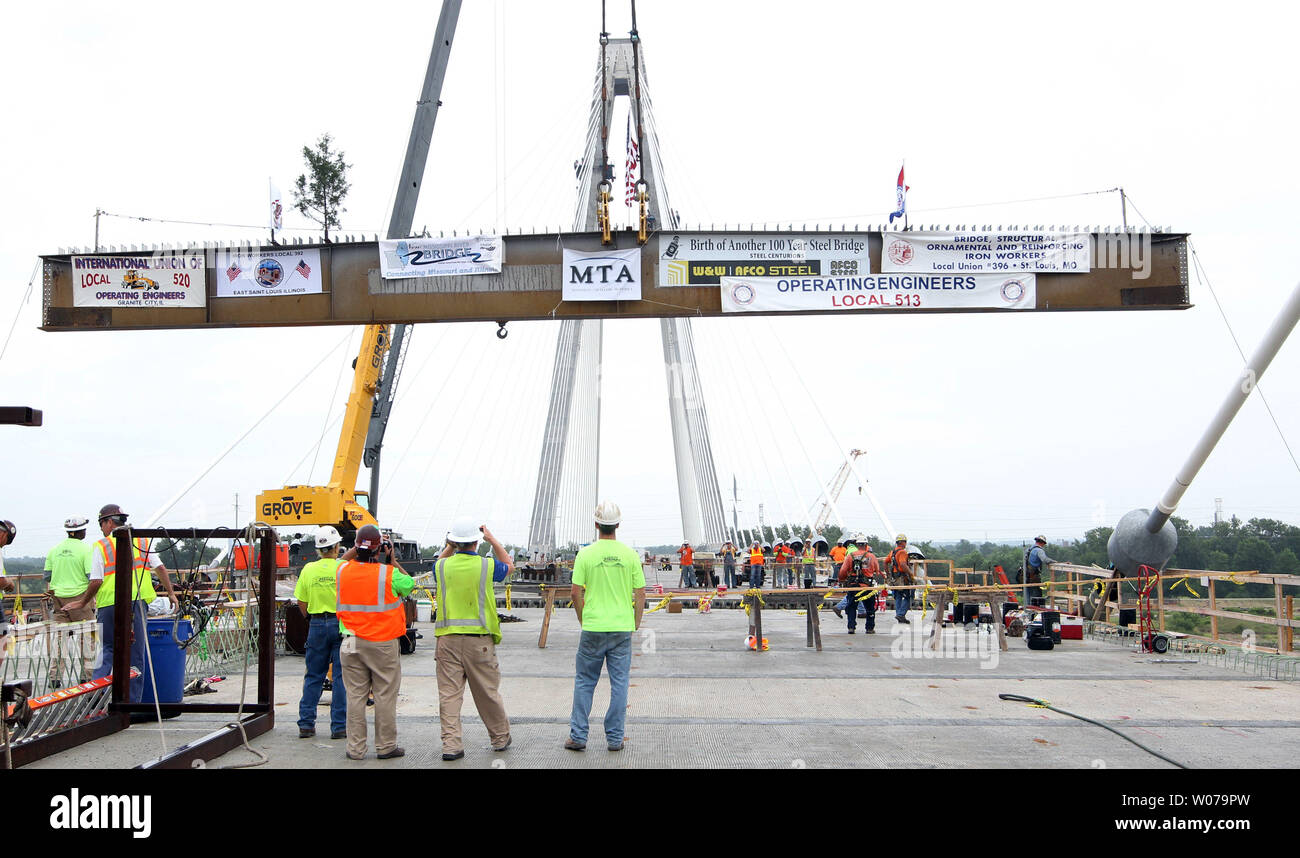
[658,232,871,286]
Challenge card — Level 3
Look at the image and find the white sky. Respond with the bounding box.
[3,0,1299,555]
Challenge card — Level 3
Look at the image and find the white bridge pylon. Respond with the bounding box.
[527,38,727,556]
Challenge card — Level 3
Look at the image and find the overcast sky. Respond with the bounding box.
[3,1,1299,556]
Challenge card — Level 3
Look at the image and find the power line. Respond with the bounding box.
[97,209,362,234]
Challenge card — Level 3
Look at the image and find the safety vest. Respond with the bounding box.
[434,553,501,645]
[94,537,157,609]
[802,548,816,564]
[335,560,406,642]
[749,549,764,565]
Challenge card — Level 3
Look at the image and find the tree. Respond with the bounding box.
[293,133,351,242]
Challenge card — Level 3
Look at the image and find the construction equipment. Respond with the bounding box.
[120,270,158,290]
[811,449,863,534]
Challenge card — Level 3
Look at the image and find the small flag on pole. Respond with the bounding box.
[269,179,283,231]
[296,258,312,279]
[624,115,640,207]
[888,164,909,224]
[226,262,241,282]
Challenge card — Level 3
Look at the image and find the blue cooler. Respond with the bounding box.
[142,617,192,704]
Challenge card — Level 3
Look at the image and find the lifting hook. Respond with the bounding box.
[496,321,509,340]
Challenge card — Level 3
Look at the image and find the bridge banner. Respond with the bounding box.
[379,235,503,279]
[562,247,641,301]
[71,253,206,308]
[658,232,871,286]
[215,248,323,297]
[719,273,1036,312]
[880,231,1090,274]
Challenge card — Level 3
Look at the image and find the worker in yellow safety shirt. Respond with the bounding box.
[86,504,178,703]
[295,525,346,740]
[45,517,94,622]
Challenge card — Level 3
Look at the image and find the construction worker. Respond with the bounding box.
[295,525,346,740]
[1024,535,1055,602]
[45,517,94,622]
[720,540,737,589]
[86,504,179,702]
[336,524,413,761]
[801,539,817,588]
[433,517,513,761]
[566,501,645,752]
[0,520,17,626]
[838,540,880,634]
[677,542,695,589]
[830,538,847,569]
[773,540,791,587]
[748,542,766,588]
[886,534,915,624]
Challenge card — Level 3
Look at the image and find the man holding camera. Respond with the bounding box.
[433,517,513,761]
[336,524,413,761]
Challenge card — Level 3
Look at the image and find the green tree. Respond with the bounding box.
[293,133,351,242]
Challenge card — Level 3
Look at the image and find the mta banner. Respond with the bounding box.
[658,232,871,286]
[562,247,641,301]
[72,253,206,308]
[719,273,1036,312]
[881,232,1090,274]
[216,248,323,297]
[379,235,503,279]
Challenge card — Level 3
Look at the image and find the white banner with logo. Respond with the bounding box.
[379,235,503,279]
[72,254,207,308]
[562,247,641,301]
[658,232,871,286]
[720,273,1035,312]
[881,231,1090,274]
[215,248,323,297]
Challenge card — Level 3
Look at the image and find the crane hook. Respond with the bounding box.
[496,321,508,340]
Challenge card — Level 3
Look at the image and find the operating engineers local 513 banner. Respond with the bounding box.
[719,273,1036,312]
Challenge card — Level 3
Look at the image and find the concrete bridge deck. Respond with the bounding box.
[25,606,1300,769]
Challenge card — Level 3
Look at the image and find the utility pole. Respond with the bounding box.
[233,493,240,526]
[1120,187,1128,230]
[94,209,102,252]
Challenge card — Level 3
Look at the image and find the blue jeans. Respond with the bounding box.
[679,564,695,588]
[92,601,148,703]
[895,588,913,619]
[749,565,765,588]
[803,564,815,587]
[569,630,632,747]
[298,615,346,733]
[723,562,736,589]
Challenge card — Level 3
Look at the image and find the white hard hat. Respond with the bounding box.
[64,516,89,531]
[314,526,342,549]
[594,500,622,525]
[449,516,481,543]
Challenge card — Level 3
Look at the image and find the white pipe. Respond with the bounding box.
[1149,278,1300,532]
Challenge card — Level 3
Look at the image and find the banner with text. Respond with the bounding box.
[216,248,323,297]
[720,273,1036,312]
[562,247,641,301]
[379,235,503,279]
[659,232,871,286]
[881,232,1090,274]
[72,254,207,308]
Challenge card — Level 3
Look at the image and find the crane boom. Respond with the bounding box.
[812,449,863,533]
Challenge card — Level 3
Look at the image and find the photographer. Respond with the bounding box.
[335,524,413,761]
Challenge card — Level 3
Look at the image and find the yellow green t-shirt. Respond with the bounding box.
[45,537,93,598]
[572,538,645,632]
[293,557,342,614]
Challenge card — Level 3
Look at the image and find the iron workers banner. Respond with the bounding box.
[562,247,641,301]
[719,273,1036,312]
[881,231,1090,274]
[379,235,503,279]
[658,232,871,286]
[216,248,323,297]
[72,253,206,308]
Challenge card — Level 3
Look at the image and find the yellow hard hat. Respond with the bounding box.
[895,533,907,543]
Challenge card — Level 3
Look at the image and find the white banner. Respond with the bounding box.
[72,254,206,308]
[720,273,1035,312]
[379,235,503,279]
[659,232,871,286]
[562,247,641,301]
[215,248,323,297]
[881,231,1090,274]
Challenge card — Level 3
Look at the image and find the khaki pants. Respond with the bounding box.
[51,593,95,623]
[340,636,401,759]
[435,634,510,753]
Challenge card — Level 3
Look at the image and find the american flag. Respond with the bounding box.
[226,263,241,282]
[624,115,640,207]
[296,259,312,278]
